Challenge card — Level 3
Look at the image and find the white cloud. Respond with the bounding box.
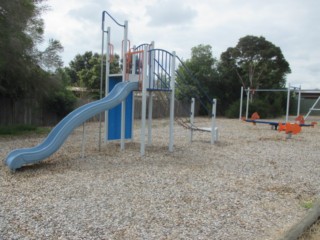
[146,0,197,27]
[41,0,320,89]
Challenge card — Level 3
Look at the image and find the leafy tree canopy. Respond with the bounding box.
[220,35,291,90]
[64,51,121,91]
[176,44,218,107]
[0,0,63,100]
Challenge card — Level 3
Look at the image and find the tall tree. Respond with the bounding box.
[65,51,121,91]
[0,0,75,125]
[220,35,291,90]
[176,44,218,114]
[219,35,291,117]
[0,0,63,100]
[39,39,64,72]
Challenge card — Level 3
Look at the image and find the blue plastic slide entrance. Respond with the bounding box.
[5,81,139,171]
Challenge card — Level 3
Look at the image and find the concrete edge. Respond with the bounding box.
[278,199,320,240]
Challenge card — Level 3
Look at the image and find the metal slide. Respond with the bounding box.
[5,81,139,171]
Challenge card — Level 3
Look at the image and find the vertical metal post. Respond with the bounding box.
[122,20,128,82]
[286,83,290,122]
[98,19,106,151]
[190,98,195,143]
[169,52,176,152]
[246,87,250,119]
[147,91,153,145]
[297,85,301,116]
[140,46,148,156]
[120,21,128,150]
[150,42,155,88]
[104,27,111,143]
[239,86,243,120]
[81,122,86,158]
[211,99,217,144]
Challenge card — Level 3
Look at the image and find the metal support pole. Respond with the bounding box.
[99,19,107,151]
[140,47,148,156]
[190,98,195,143]
[81,122,86,158]
[169,51,176,152]
[239,86,243,120]
[150,41,155,89]
[122,20,128,82]
[104,27,111,143]
[147,91,153,145]
[120,20,128,150]
[286,83,290,122]
[211,99,217,144]
[246,87,250,119]
[297,86,301,116]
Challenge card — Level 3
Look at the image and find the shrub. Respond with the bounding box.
[44,89,77,118]
[226,96,285,119]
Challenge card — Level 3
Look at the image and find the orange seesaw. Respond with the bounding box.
[242,112,317,138]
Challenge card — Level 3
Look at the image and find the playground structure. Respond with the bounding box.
[239,84,320,121]
[5,10,217,171]
[244,112,316,138]
[239,85,318,138]
[189,98,218,144]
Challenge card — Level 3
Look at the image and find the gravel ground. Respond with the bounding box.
[1,117,320,240]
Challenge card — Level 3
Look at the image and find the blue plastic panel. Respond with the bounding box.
[107,76,133,140]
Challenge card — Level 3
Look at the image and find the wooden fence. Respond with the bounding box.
[0,94,197,126]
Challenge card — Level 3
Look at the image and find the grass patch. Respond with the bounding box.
[0,125,51,136]
[301,200,314,210]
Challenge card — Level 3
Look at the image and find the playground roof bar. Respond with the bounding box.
[244,88,320,93]
[245,88,290,92]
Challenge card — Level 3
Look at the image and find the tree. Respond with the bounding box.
[220,35,291,90]
[176,44,218,114]
[219,35,291,117]
[0,0,76,125]
[65,51,121,92]
[43,69,77,119]
[0,0,63,100]
[39,39,64,72]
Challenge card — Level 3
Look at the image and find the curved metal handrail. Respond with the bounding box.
[101,10,125,31]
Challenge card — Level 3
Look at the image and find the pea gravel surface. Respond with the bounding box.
[1,117,319,240]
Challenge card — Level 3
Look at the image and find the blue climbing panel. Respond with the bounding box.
[107,75,133,140]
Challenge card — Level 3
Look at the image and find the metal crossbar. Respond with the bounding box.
[305,96,320,119]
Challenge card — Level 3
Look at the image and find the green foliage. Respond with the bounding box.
[225,92,285,118]
[220,35,291,90]
[39,39,64,72]
[176,36,291,117]
[0,0,62,100]
[225,100,241,118]
[44,88,77,118]
[0,125,50,136]
[65,51,121,93]
[176,44,218,115]
[301,200,314,210]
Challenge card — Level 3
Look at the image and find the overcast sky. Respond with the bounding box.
[41,0,320,89]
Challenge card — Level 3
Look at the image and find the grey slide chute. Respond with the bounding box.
[5,81,139,171]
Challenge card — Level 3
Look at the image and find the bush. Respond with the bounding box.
[225,100,241,118]
[0,125,50,136]
[44,89,77,118]
[226,97,285,119]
